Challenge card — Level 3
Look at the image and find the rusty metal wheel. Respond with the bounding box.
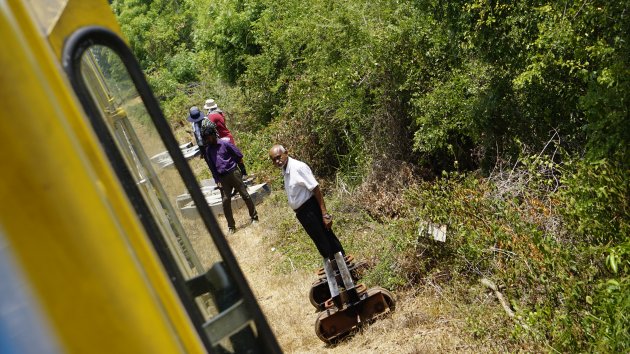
[356,286,396,324]
[314,307,359,345]
[314,310,334,344]
[308,278,328,310]
[367,286,396,311]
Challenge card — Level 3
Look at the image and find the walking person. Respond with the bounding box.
[204,99,248,177]
[268,144,345,260]
[202,120,258,234]
[187,106,207,158]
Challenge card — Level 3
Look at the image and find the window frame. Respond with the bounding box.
[62,26,281,354]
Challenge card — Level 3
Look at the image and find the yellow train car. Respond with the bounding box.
[0,0,281,353]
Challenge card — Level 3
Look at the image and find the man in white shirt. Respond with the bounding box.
[268,144,345,260]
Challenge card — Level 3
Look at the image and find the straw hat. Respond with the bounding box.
[203,99,218,110]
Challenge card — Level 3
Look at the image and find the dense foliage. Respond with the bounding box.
[111,0,628,350]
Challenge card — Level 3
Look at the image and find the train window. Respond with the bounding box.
[79,45,211,281]
[63,27,280,353]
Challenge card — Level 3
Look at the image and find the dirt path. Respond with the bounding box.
[221,194,489,353]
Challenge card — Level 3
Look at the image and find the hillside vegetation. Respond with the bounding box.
[112,0,628,351]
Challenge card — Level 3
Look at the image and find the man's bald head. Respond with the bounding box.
[269,144,288,168]
[269,145,286,155]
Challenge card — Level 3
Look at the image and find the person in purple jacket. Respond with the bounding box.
[201,120,258,234]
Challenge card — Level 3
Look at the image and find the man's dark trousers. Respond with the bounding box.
[295,196,344,259]
[220,169,257,229]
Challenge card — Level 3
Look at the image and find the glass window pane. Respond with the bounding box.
[79,45,226,319]
[71,43,276,352]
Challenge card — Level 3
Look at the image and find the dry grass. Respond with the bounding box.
[220,193,506,353]
[353,159,423,220]
[163,135,520,352]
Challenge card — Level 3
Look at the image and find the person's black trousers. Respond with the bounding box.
[295,196,345,259]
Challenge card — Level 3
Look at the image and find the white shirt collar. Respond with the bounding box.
[282,156,293,175]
